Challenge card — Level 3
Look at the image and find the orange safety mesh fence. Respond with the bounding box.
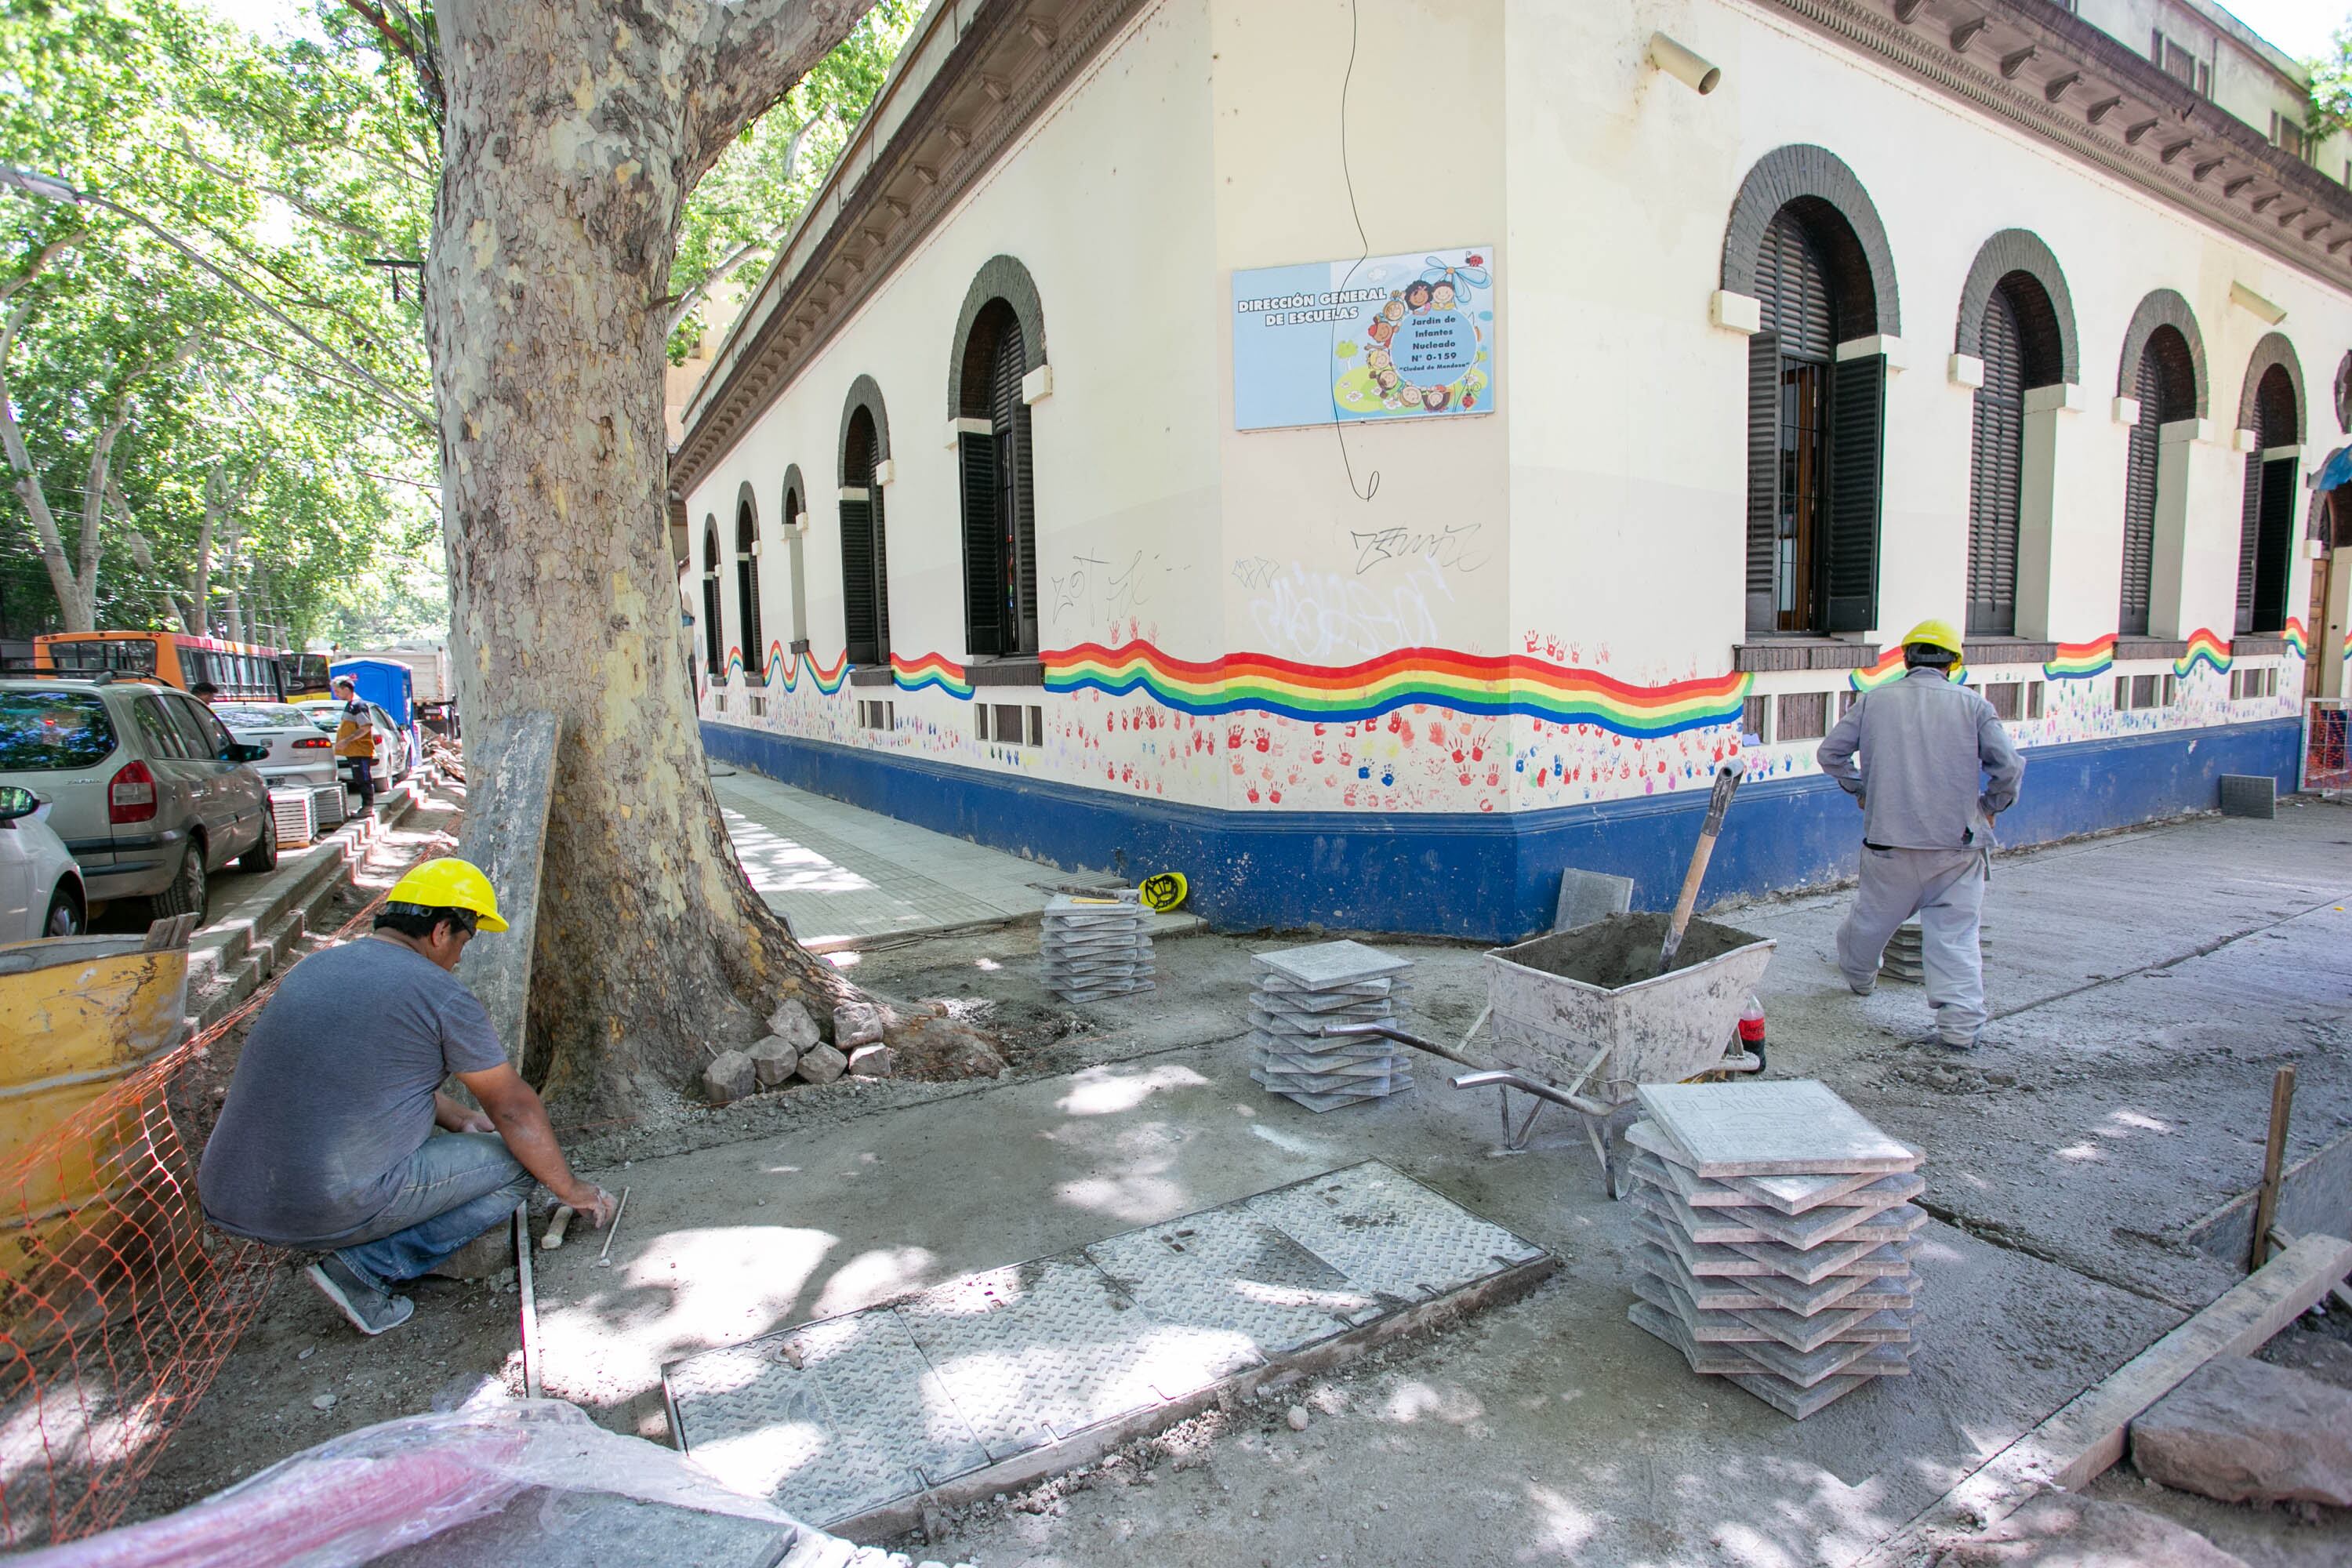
[0,831,454,1548]
[2307,700,2351,793]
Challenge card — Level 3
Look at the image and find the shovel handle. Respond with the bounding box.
[1660,761,1745,972]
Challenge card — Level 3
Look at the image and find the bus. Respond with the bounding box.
[279,651,334,699]
[33,631,289,700]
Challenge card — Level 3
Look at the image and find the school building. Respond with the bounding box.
[670,0,2352,939]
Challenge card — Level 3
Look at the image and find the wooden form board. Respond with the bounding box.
[454,710,558,1068]
[1857,1232,2352,1567]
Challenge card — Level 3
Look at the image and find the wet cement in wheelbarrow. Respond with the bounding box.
[1494,912,1765,988]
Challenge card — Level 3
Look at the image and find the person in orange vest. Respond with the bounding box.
[332,675,379,815]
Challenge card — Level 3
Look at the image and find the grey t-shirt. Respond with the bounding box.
[199,937,506,1248]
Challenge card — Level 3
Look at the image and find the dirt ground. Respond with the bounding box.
[122,800,2352,1567]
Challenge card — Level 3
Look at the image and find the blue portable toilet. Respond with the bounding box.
[332,658,419,763]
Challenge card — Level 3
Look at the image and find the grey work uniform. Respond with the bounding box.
[1815,667,2024,1045]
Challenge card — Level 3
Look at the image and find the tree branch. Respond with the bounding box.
[689,0,877,185]
[666,117,818,337]
[1,299,89,630]
[174,132,392,247]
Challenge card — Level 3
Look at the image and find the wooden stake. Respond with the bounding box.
[596,1185,631,1267]
[2249,1065,2296,1272]
[514,1203,541,1399]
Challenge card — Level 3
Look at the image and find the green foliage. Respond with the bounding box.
[0,0,435,643]
[2309,20,2352,143]
[668,0,918,362]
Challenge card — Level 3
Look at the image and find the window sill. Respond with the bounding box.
[968,656,1046,689]
[1961,638,2059,665]
[789,638,811,655]
[1731,639,1882,673]
[2230,635,2288,659]
[2114,637,2190,661]
[848,666,893,688]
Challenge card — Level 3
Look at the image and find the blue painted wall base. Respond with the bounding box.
[703,717,2302,942]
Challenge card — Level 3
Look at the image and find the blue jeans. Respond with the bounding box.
[331,1132,533,1288]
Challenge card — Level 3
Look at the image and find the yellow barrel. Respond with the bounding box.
[0,936,190,1251]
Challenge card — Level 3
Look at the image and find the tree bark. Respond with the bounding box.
[423,0,913,1116]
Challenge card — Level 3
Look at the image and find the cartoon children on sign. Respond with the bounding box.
[1329,249,1494,420]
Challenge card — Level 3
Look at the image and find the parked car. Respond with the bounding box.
[209,702,341,794]
[0,677,276,924]
[292,697,413,786]
[0,783,83,941]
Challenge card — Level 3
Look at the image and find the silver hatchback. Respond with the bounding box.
[0,677,277,922]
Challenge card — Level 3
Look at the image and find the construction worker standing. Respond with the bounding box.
[332,675,379,815]
[199,858,618,1335]
[1816,619,2024,1050]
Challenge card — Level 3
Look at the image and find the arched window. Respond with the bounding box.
[840,398,890,666]
[735,495,764,684]
[2235,343,2303,636]
[781,465,809,651]
[1964,273,2067,635]
[1743,199,1887,634]
[2121,327,2198,636]
[956,300,1040,656]
[700,517,724,678]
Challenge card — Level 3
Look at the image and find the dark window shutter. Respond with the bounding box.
[989,319,1040,654]
[840,496,877,665]
[1756,212,1832,360]
[2253,456,2297,633]
[2119,351,2161,636]
[960,431,1001,656]
[1745,331,1780,633]
[2236,453,2263,634]
[1966,290,2025,635]
[1823,353,1885,633]
[871,486,891,659]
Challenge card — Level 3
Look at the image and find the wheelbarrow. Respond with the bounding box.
[1326,910,1773,1196]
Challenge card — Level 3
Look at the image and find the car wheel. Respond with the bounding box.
[42,882,83,938]
[149,840,208,924]
[239,808,279,873]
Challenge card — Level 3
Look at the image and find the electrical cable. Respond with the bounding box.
[1330,0,1378,503]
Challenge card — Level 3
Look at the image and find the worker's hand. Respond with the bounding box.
[452,1107,495,1134]
[568,1185,620,1229]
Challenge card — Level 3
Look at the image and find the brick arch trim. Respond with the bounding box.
[734,481,759,546]
[1955,228,2078,387]
[779,463,806,521]
[2235,332,2306,445]
[2115,289,2209,419]
[1720,144,1900,337]
[946,255,1047,419]
[838,374,891,484]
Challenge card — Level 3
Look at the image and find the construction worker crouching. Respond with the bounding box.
[198,857,618,1336]
[1815,620,2024,1051]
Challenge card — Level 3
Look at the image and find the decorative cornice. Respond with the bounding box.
[673,0,1147,504]
[1756,0,2352,293]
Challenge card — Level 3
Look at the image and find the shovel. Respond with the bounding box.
[1658,758,1746,974]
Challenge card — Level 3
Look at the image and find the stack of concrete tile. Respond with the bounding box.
[1040,892,1154,1003]
[1247,940,1414,1112]
[1881,919,1991,983]
[1624,1080,1927,1419]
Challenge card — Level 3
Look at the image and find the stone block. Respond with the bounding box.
[796,1043,849,1086]
[2129,1355,2352,1506]
[833,1002,885,1049]
[704,1049,756,1105]
[747,1033,801,1088]
[847,1044,896,1079]
[765,998,822,1051]
[426,1222,515,1280]
[1929,1494,2247,1566]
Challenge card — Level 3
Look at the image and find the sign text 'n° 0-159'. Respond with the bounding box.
[1229,245,1498,433]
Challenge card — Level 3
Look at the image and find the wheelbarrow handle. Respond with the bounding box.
[1318,1019,1483,1070]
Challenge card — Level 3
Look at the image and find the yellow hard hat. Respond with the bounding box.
[384,857,509,931]
[1900,619,1964,658]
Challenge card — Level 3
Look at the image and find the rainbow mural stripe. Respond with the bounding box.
[1042,642,1750,737]
[891,652,975,699]
[2171,629,2230,679]
[2283,618,2308,660]
[1847,647,1907,694]
[2042,636,2116,681]
[725,643,851,693]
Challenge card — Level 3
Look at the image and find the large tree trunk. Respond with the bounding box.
[425,0,901,1116]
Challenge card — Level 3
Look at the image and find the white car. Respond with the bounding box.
[0,783,85,941]
[291,699,413,786]
[210,703,340,793]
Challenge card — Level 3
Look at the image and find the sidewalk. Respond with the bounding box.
[715,768,1197,950]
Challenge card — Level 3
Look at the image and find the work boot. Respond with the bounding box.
[308,1254,415,1337]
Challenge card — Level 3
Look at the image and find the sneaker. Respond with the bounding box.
[308,1255,415,1337]
[1937,1031,1983,1051]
